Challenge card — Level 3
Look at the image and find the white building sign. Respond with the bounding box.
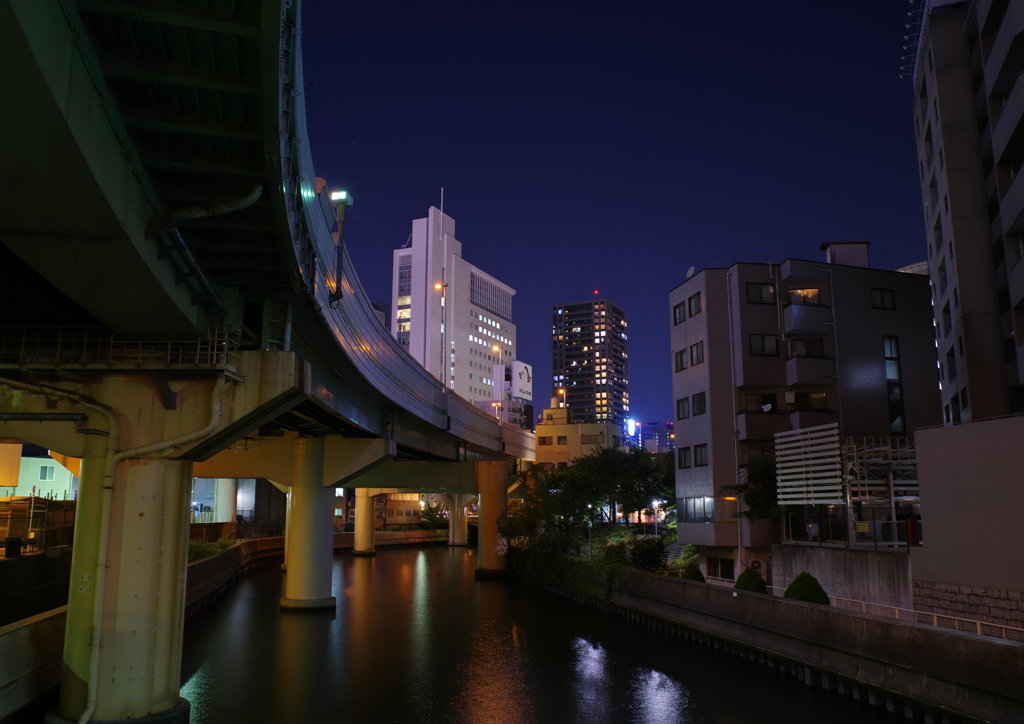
[511,361,533,401]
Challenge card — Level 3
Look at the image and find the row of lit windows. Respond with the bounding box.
[475,324,511,345]
[473,311,503,331]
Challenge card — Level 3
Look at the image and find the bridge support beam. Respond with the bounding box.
[448,493,468,547]
[353,487,376,556]
[475,461,509,578]
[280,438,336,609]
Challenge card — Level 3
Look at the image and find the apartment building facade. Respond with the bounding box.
[907,0,1024,629]
[551,299,629,425]
[669,248,940,578]
[912,0,1024,422]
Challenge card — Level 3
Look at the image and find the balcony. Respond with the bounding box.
[735,410,791,441]
[782,303,831,335]
[1002,161,1024,236]
[785,355,834,387]
[992,74,1024,163]
[788,409,838,430]
[984,1,1024,96]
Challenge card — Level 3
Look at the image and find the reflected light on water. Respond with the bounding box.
[632,668,689,723]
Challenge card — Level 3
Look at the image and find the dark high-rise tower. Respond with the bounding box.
[551,299,629,425]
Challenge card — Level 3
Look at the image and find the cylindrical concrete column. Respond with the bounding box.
[475,461,508,577]
[213,478,236,523]
[280,485,292,571]
[448,492,467,547]
[54,449,192,723]
[353,488,375,556]
[280,437,336,610]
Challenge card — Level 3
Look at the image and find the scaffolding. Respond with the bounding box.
[776,424,921,549]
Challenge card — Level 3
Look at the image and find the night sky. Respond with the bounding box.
[300,0,926,424]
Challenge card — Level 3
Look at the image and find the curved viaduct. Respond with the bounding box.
[0,1,533,721]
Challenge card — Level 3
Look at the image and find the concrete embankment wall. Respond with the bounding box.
[0,529,448,719]
[602,569,1023,724]
[770,544,913,609]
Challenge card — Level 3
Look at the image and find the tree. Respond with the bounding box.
[722,457,777,520]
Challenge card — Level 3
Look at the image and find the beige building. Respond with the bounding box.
[534,399,627,468]
[669,245,941,580]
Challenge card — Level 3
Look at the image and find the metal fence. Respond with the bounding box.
[0,326,241,372]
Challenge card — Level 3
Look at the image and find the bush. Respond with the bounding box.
[216,536,234,550]
[680,563,705,582]
[628,536,666,572]
[734,566,768,593]
[783,571,830,605]
[602,541,629,564]
[188,539,219,562]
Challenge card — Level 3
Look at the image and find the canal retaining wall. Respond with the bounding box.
[514,555,1023,724]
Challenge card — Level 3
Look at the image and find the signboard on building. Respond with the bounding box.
[511,361,533,401]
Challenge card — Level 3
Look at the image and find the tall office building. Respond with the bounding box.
[911,0,1024,422]
[390,207,524,407]
[669,246,940,578]
[551,299,629,425]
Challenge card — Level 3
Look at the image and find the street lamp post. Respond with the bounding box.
[328,190,352,305]
[434,282,447,386]
[587,503,593,559]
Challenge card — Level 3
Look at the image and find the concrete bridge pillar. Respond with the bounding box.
[280,437,336,610]
[475,461,509,578]
[53,441,192,723]
[448,492,468,547]
[213,477,237,523]
[353,487,376,556]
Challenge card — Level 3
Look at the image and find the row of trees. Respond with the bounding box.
[506,446,674,553]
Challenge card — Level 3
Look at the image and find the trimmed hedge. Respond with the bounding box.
[783,570,830,605]
[734,566,768,593]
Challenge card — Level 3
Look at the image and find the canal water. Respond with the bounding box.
[180,547,901,724]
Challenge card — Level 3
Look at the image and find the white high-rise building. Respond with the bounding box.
[390,207,521,406]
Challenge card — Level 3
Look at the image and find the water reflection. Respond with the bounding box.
[182,548,902,724]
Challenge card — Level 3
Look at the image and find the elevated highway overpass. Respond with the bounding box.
[0,1,534,721]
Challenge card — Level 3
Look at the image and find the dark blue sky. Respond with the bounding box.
[300,0,926,423]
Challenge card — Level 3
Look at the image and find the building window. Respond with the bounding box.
[787,288,820,306]
[884,336,905,433]
[746,282,776,305]
[790,337,824,357]
[692,392,706,416]
[673,302,685,325]
[960,386,970,410]
[748,333,779,356]
[871,288,895,310]
[688,292,702,317]
[538,436,552,446]
[676,397,690,420]
[677,447,691,469]
[674,349,687,372]
[39,465,54,481]
[556,436,568,445]
[693,443,708,467]
[680,496,714,523]
[690,341,704,366]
